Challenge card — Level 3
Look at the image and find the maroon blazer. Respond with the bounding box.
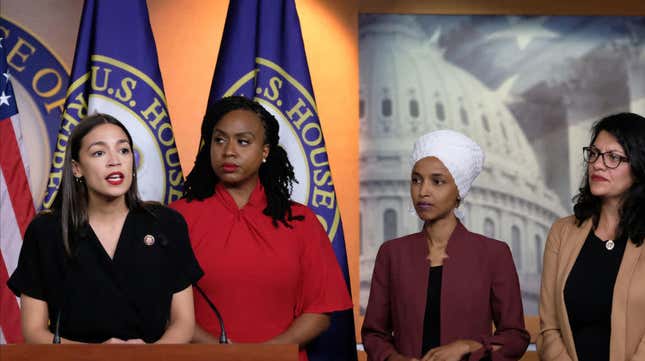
[362,222,529,361]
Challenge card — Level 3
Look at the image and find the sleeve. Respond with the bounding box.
[6,216,47,301]
[361,244,397,361]
[536,220,574,361]
[164,208,204,293]
[296,208,352,315]
[469,243,530,361]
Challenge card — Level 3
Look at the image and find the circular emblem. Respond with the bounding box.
[222,58,341,243]
[1,17,70,206]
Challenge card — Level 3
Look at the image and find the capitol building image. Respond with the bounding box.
[358,17,569,315]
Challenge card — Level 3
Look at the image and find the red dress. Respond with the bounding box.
[171,182,352,360]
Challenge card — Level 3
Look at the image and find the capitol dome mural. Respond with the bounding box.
[358,17,569,315]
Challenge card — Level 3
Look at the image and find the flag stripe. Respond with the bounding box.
[0,249,22,343]
[0,118,35,236]
[0,170,23,277]
[0,115,33,344]
[0,169,23,342]
[2,28,34,344]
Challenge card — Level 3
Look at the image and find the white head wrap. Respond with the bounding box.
[410,129,484,211]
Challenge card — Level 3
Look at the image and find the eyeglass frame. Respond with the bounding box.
[582,146,629,169]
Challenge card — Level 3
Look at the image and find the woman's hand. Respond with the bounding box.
[125,339,145,344]
[264,313,330,348]
[103,338,145,344]
[421,340,480,361]
[103,338,127,344]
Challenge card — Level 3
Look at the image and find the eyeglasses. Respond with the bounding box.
[583,146,629,169]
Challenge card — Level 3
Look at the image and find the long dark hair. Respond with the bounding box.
[51,113,142,256]
[183,96,303,227]
[573,112,645,246]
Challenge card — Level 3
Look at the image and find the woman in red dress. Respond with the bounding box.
[171,96,352,360]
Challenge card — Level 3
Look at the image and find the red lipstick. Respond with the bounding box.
[106,172,125,185]
[222,163,239,172]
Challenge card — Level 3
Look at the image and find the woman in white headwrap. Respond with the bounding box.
[362,130,529,361]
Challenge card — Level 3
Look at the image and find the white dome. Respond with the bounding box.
[359,17,564,216]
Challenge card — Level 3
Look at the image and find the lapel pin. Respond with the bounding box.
[143,234,155,246]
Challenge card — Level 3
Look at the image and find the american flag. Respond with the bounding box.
[0,36,35,343]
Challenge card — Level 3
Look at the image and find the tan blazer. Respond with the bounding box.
[538,216,645,361]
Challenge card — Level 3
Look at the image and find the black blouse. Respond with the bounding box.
[564,230,626,361]
[7,204,203,343]
[421,265,443,355]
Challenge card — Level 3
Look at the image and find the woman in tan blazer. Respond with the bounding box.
[538,112,645,361]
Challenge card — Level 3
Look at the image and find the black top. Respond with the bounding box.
[7,204,203,343]
[564,230,626,361]
[421,265,443,355]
